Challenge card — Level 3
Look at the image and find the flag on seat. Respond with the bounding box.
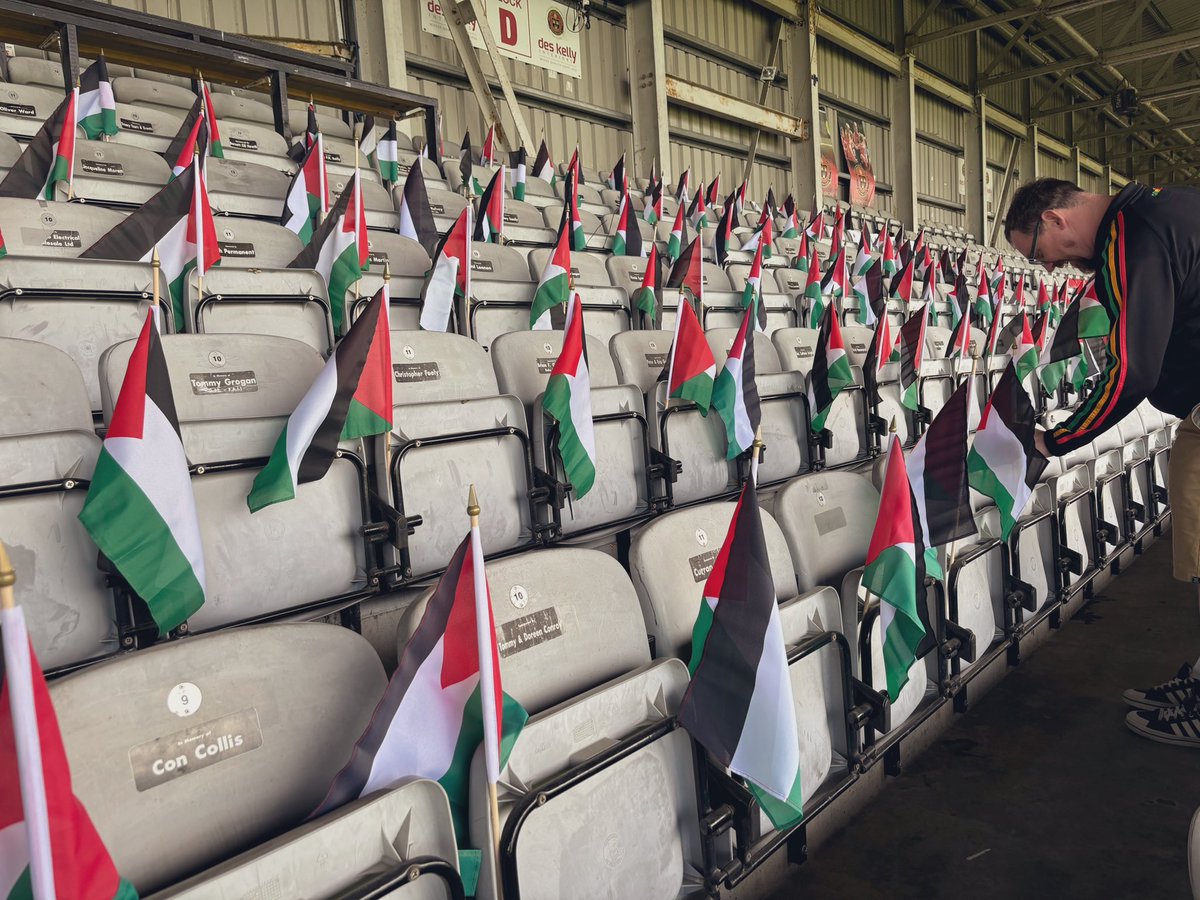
[740,241,768,332]
[164,99,210,178]
[714,199,735,267]
[1,593,138,900]
[565,167,586,251]
[862,433,935,699]
[661,300,715,414]
[509,146,527,201]
[907,381,977,547]
[667,235,705,309]
[807,304,853,433]
[248,285,392,512]
[863,311,893,405]
[713,297,761,459]
[802,243,823,327]
[634,243,662,326]
[678,479,804,829]
[612,185,643,257]
[1013,312,1038,385]
[81,155,220,331]
[946,307,972,360]
[880,227,898,276]
[533,139,555,186]
[531,210,572,329]
[687,185,708,230]
[378,120,400,185]
[281,137,328,246]
[458,132,474,194]
[77,57,116,140]
[781,195,801,239]
[79,311,206,635]
[358,115,377,165]
[792,230,809,273]
[666,201,687,262]
[968,363,1048,540]
[741,211,773,259]
[288,171,368,336]
[889,256,914,306]
[473,165,505,244]
[543,293,597,498]
[896,305,927,411]
[200,80,224,159]
[420,206,471,333]
[397,163,438,257]
[479,123,497,169]
[607,152,626,192]
[0,87,76,200]
[311,531,527,841]
[852,257,883,327]
[643,176,663,225]
[819,241,848,320]
[1076,277,1110,338]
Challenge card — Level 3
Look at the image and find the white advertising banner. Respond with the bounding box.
[421,0,583,80]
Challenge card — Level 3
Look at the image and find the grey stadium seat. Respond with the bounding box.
[111,76,195,114]
[528,247,611,286]
[287,104,353,140]
[206,157,291,218]
[6,57,69,90]
[63,139,170,207]
[348,232,431,330]
[0,131,21,179]
[99,334,373,632]
[0,338,115,671]
[184,265,333,353]
[420,187,469,234]
[219,120,295,172]
[209,217,304,268]
[0,196,125,257]
[111,101,184,154]
[329,169,396,230]
[0,82,67,139]
[208,92,275,127]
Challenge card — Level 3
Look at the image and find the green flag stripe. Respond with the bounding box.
[246,424,297,511]
[543,374,597,496]
[966,449,1019,538]
[341,396,391,441]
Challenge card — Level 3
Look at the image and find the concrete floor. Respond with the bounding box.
[772,535,1200,900]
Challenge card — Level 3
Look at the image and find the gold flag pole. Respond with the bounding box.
[68,77,79,201]
[750,425,764,487]
[0,539,14,611]
[468,485,505,900]
[383,262,393,472]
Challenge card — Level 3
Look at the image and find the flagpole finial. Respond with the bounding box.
[889,416,898,433]
[751,426,765,463]
[467,484,481,520]
[0,539,15,608]
[383,261,391,283]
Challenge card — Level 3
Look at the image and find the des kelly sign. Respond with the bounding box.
[422,0,583,80]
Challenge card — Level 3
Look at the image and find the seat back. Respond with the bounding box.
[609,330,672,395]
[209,92,275,126]
[112,76,195,112]
[530,247,611,287]
[0,83,66,139]
[111,101,184,153]
[0,198,124,257]
[206,157,291,218]
[210,217,304,268]
[65,139,170,206]
[329,170,397,230]
[52,624,386,895]
[775,471,880,591]
[219,120,294,169]
[186,267,334,354]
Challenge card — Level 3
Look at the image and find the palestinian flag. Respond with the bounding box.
[288,171,367,336]
[643,177,663,225]
[0,88,76,200]
[881,228,898,276]
[0,602,138,900]
[1011,271,1025,310]
[829,207,844,258]
[804,199,823,240]
[612,185,643,257]
[949,275,967,327]
[420,206,471,333]
[634,243,662,326]
[533,140,556,186]
[473,165,506,244]
[200,80,224,159]
[862,433,933,699]
[397,163,439,257]
[77,58,116,140]
[531,211,572,329]
[939,247,956,283]
[666,201,687,261]
[480,124,497,168]
[982,300,1003,357]
[781,199,801,239]
[459,132,474,194]
[510,146,527,201]
[281,137,328,246]
[676,168,691,205]
[733,180,748,217]
[808,304,853,433]
[852,228,873,278]
[358,115,377,165]
[661,300,715,414]
[1076,278,1110,338]
[973,266,993,326]
[302,103,319,154]
[378,120,400,184]
[565,168,586,251]
[713,298,762,459]
[897,305,928,411]
[566,147,582,186]
[1068,345,1091,393]
[792,231,809,273]
[967,363,1048,540]
[164,100,210,178]
[311,532,527,842]
[543,294,597,498]
[705,175,721,209]
[1013,312,1038,384]
[741,213,774,259]
[0,224,7,259]
[989,257,1006,296]
[1038,294,1086,394]
[889,256,914,305]
[714,199,735,266]
[667,235,704,309]
[607,152,626,192]
[81,157,220,330]
[907,381,976,547]
[78,311,206,634]
[803,244,824,327]
[919,260,937,306]
[687,185,708,230]
[863,312,893,405]
[740,241,768,332]
[851,257,883,327]
[819,241,848,318]
[678,478,804,829]
[248,286,392,512]
[1036,279,1051,316]
[945,308,972,360]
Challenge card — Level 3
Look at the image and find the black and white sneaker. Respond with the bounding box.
[1126,699,1200,747]
[1122,663,1200,710]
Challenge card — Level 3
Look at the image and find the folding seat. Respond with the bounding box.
[0,81,66,139]
[5,56,68,90]
[111,101,184,154]
[422,186,469,232]
[0,338,118,671]
[347,232,431,330]
[206,156,291,218]
[609,329,737,507]
[400,547,709,900]
[599,211,655,249]
[704,328,811,486]
[287,103,353,140]
[1043,438,1103,604]
[502,198,557,244]
[218,120,296,172]
[210,217,304,268]
[725,263,781,294]
[208,91,275,127]
[539,203,607,250]
[1116,411,1157,547]
[112,75,195,115]
[629,500,855,840]
[773,472,936,737]
[509,167,558,208]
[656,263,732,332]
[385,330,540,583]
[532,247,610,286]
[599,186,644,211]
[0,130,19,175]
[555,177,609,218]
[132,69,192,88]
[1137,400,1172,527]
[65,139,170,206]
[771,327,871,468]
[328,169,396,229]
[320,134,375,180]
[491,330,654,542]
[99,333,377,633]
[462,241,539,348]
[701,289,797,334]
[775,236,803,260]
[395,150,448,191]
[53,623,463,898]
[1087,425,1134,575]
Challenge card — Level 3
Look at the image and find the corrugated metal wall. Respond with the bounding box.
[102,0,342,42]
[915,92,965,228]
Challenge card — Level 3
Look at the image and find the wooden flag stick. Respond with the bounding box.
[468,485,505,900]
[383,263,393,470]
[151,245,161,309]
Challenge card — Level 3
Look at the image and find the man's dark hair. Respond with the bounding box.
[1003,178,1085,242]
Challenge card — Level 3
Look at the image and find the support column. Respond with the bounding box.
[625,0,671,181]
[890,54,919,230]
[965,93,988,243]
[1103,163,1114,193]
[789,2,823,205]
[1018,124,1039,185]
[1070,145,1082,184]
[354,0,409,91]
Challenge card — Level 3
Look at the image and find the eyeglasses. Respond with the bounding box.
[1026,218,1042,266]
